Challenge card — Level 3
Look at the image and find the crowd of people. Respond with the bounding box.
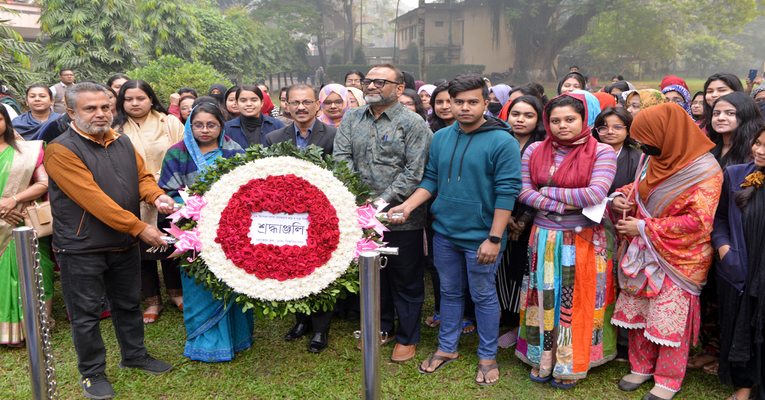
[0,63,763,400]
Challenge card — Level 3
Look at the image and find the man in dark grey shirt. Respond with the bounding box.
[334,63,432,363]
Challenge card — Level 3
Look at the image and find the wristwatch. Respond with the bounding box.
[488,235,501,244]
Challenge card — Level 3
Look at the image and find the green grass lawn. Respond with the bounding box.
[1,270,732,399]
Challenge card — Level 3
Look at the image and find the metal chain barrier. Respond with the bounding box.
[30,232,58,399]
[14,226,58,400]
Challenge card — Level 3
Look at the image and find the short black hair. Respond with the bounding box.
[286,84,318,102]
[593,106,634,143]
[236,85,264,102]
[344,70,365,82]
[606,81,630,94]
[557,72,587,95]
[545,94,586,123]
[370,63,404,84]
[612,75,624,81]
[447,74,488,100]
[25,83,53,99]
[59,68,73,75]
[569,65,579,70]
[106,74,130,88]
[178,87,198,98]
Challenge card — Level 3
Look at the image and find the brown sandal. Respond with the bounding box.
[417,353,458,375]
[687,353,717,368]
[475,361,499,386]
[703,361,719,376]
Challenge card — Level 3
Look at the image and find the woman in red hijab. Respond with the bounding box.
[516,93,618,389]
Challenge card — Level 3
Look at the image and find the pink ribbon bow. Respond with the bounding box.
[165,223,202,260]
[354,237,388,260]
[357,202,389,237]
[168,195,207,223]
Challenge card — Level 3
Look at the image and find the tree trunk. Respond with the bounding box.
[502,0,611,83]
[269,74,274,92]
[344,0,355,64]
[418,0,426,82]
[316,3,327,68]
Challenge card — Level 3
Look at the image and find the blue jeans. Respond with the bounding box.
[433,233,500,359]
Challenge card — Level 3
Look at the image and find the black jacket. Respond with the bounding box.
[264,119,337,157]
[48,127,142,253]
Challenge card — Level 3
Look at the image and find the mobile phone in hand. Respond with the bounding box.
[749,69,758,82]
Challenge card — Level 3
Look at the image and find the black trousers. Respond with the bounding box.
[380,229,424,346]
[294,310,334,335]
[141,258,182,303]
[57,247,147,376]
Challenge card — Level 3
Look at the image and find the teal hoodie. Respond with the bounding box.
[419,116,522,251]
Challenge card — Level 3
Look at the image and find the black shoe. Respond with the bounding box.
[284,323,311,341]
[345,310,360,322]
[307,333,329,353]
[118,353,173,375]
[80,373,115,399]
[615,344,629,363]
[619,376,654,392]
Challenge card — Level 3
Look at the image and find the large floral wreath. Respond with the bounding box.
[168,143,386,319]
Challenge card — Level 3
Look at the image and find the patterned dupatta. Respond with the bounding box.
[0,141,43,254]
[619,152,721,296]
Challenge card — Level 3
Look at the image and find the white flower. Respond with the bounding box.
[197,157,362,301]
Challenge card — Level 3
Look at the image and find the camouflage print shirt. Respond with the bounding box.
[334,101,433,231]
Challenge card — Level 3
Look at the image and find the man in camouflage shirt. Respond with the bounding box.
[334,63,433,363]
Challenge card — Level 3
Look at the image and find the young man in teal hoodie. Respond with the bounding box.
[388,74,522,386]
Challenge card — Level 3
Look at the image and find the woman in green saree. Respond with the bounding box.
[0,105,51,347]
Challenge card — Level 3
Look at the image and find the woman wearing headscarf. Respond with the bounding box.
[208,84,227,105]
[712,127,765,400]
[572,90,602,127]
[592,92,617,111]
[516,92,617,389]
[346,87,366,109]
[611,103,723,400]
[486,84,512,117]
[317,84,351,128]
[418,84,437,115]
[158,103,252,362]
[113,79,186,323]
[662,85,693,117]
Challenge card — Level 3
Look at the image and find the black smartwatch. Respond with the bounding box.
[488,235,501,244]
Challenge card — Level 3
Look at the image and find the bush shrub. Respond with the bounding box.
[325,64,486,85]
[127,55,227,104]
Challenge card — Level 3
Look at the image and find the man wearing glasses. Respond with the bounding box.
[50,68,75,114]
[265,84,337,352]
[334,64,433,363]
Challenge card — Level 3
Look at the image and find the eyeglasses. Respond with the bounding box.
[361,78,402,88]
[191,123,221,131]
[401,101,415,107]
[323,100,344,107]
[595,125,625,134]
[691,101,704,106]
[180,106,191,111]
[346,79,361,84]
[667,98,685,105]
[289,100,316,107]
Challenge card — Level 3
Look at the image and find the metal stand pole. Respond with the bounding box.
[358,247,398,400]
[359,251,381,400]
[14,227,46,400]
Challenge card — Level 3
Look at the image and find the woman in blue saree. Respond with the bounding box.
[158,102,253,362]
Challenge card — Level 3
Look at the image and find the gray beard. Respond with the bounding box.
[74,114,112,135]
[364,90,398,106]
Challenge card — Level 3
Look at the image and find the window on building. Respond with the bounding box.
[435,21,444,27]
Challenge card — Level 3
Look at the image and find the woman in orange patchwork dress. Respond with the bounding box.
[515,92,618,389]
[611,103,723,400]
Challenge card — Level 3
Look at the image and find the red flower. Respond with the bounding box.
[215,175,340,280]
